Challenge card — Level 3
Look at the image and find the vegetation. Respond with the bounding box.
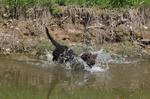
[0,0,149,56]
[36,40,53,52]
[116,41,142,57]
[1,0,150,8]
[0,0,149,18]
[0,0,149,17]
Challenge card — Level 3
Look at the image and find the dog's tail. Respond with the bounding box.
[45,27,61,47]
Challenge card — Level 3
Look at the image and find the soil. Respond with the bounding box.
[0,5,149,58]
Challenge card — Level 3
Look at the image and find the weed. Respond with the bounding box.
[36,40,53,56]
[116,41,142,57]
[1,0,150,8]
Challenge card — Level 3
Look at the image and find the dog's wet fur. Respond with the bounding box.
[45,27,96,68]
[80,52,97,67]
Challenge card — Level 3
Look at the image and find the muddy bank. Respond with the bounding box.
[0,6,150,58]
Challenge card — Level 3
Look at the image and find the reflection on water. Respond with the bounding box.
[0,56,150,99]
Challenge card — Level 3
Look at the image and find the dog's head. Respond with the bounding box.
[80,52,97,67]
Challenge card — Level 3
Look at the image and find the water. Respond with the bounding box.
[0,56,150,99]
[68,50,138,72]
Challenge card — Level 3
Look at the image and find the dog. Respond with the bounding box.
[80,52,97,68]
[45,27,76,63]
[45,27,97,68]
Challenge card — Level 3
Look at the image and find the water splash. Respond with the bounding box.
[73,49,140,72]
[43,49,139,72]
[63,49,110,72]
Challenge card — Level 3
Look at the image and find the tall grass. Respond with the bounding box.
[0,0,150,7]
[0,0,149,18]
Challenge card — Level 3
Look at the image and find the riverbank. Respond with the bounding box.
[0,5,149,59]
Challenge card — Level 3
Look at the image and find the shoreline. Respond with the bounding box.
[0,5,149,59]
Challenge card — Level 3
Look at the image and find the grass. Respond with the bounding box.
[0,0,149,18]
[36,40,54,51]
[116,41,142,57]
[34,40,54,57]
[0,0,150,8]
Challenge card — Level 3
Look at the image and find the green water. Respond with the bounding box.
[0,56,150,99]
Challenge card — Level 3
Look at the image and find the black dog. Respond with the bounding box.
[45,27,96,68]
[45,27,76,63]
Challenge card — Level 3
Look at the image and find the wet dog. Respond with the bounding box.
[80,52,97,68]
[45,27,96,68]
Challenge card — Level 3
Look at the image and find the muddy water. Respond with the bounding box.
[0,56,150,99]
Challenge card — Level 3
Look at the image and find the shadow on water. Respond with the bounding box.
[0,56,150,99]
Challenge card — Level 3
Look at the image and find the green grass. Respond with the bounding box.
[36,40,54,51]
[116,41,142,57]
[0,0,149,17]
[0,0,150,8]
[34,40,54,56]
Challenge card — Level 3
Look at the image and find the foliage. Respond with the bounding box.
[116,41,142,57]
[1,0,150,8]
[108,0,133,7]
[37,40,53,51]
[49,2,63,17]
[0,0,63,16]
[108,0,150,8]
[0,0,149,18]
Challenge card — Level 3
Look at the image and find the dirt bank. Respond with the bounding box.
[0,6,150,58]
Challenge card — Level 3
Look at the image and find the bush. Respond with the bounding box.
[49,3,63,17]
